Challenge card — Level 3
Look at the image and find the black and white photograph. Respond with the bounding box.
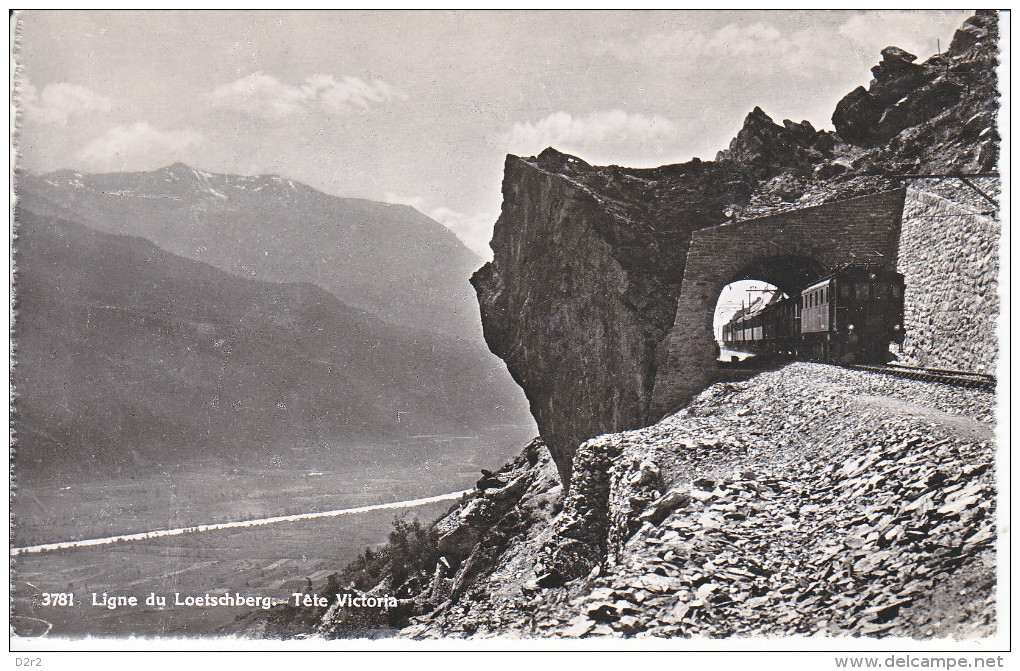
[8,8,1008,657]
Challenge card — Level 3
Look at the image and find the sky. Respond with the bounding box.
[13,10,972,258]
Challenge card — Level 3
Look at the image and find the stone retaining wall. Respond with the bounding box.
[896,185,999,372]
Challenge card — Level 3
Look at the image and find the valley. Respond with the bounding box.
[11,425,536,638]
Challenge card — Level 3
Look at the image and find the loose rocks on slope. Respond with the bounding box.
[405,363,996,639]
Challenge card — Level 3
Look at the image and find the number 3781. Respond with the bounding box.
[40,592,74,606]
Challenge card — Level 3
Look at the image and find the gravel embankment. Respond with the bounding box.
[514,363,997,639]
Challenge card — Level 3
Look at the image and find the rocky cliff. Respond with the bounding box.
[472,11,999,485]
[470,152,754,485]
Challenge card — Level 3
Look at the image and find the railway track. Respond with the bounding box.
[847,363,996,391]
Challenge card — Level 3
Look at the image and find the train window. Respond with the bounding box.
[856,282,868,299]
[874,284,885,299]
[892,285,902,297]
[841,283,851,298]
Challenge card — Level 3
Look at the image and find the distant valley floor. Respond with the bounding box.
[11,424,536,638]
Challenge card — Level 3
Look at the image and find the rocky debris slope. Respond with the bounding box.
[308,440,563,637]
[398,363,995,639]
[471,12,999,485]
[539,428,995,638]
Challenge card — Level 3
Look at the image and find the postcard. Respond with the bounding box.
[9,9,1007,664]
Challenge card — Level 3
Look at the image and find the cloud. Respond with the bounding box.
[608,21,848,80]
[383,193,497,260]
[611,13,969,81]
[427,206,498,260]
[77,122,203,170]
[628,22,782,60]
[209,71,407,119]
[19,79,113,126]
[504,110,679,159]
[837,11,972,61]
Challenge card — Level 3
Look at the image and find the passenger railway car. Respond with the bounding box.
[721,265,905,364]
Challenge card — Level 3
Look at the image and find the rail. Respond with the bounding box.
[846,363,996,391]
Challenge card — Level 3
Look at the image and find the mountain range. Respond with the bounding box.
[17,165,483,339]
[13,167,532,481]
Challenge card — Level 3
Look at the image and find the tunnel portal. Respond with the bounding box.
[649,188,906,420]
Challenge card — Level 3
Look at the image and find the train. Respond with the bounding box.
[721,265,906,364]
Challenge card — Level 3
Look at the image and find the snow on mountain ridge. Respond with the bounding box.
[34,162,308,202]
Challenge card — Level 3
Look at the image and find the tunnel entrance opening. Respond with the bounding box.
[713,255,827,368]
[714,280,785,363]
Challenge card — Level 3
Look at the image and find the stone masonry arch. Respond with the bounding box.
[726,254,827,297]
[649,188,906,420]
